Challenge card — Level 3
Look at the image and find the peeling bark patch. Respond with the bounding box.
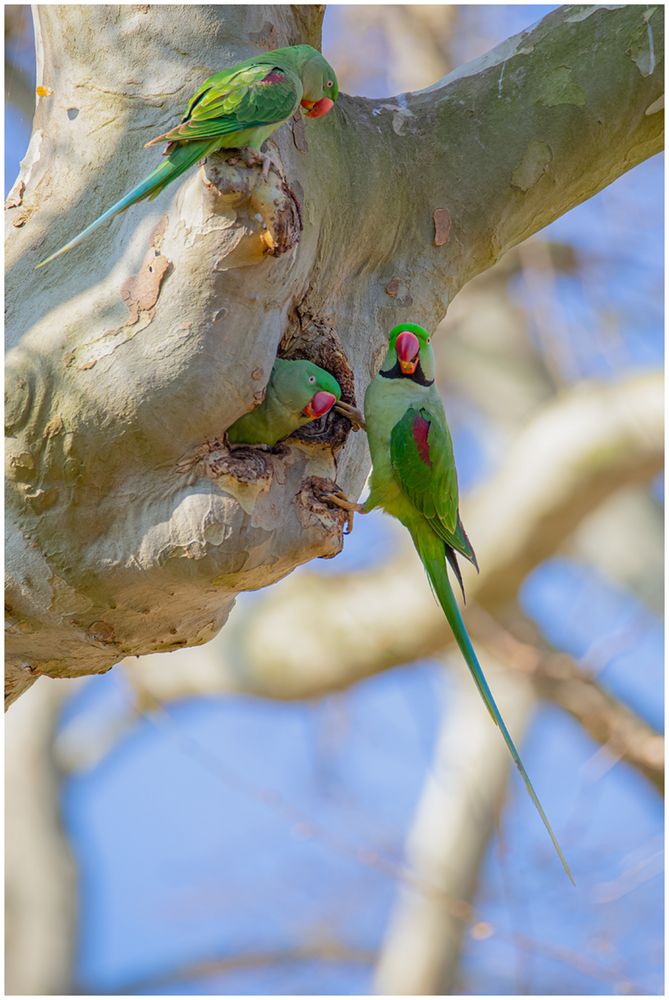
[86,620,116,644]
[511,140,553,191]
[645,95,664,116]
[372,100,416,135]
[8,451,36,482]
[43,415,64,439]
[5,180,25,209]
[121,251,170,324]
[73,314,154,370]
[385,276,413,307]
[629,11,658,77]
[433,208,451,246]
[566,5,621,22]
[23,487,59,513]
[537,66,586,107]
[149,216,168,250]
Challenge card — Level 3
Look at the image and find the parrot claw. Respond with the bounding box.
[334,401,366,431]
[237,147,281,181]
[320,489,365,535]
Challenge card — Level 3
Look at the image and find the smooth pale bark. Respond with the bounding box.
[5,5,664,705]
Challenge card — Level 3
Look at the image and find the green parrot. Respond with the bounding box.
[36,44,338,268]
[325,323,574,883]
[226,358,341,446]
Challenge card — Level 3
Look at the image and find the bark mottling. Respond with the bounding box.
[4,4,663,706]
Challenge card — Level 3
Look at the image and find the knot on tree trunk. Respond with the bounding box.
[295,475,349,557]
[201,144,303,265]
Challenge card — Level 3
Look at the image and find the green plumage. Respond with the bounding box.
[153,60,302,147]
[363,323,574,883]
[226,358,341,446]
[37,44,338,267]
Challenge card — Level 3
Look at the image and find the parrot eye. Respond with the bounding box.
[327,80,333,88]
[308,375,316,384]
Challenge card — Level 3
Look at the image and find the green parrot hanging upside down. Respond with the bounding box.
[226,358,342,447]
[324,323,574,883]
[36,44,338,268]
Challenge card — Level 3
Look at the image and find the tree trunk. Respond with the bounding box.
[5,4,663,706]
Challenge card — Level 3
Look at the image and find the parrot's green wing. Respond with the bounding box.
[390,406,478,568]
[147,63,301,146]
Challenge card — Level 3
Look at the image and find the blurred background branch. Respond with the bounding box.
[5,679,80,994]
[5,5,34,123]
[374,658,536,994]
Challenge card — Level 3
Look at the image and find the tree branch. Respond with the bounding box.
[374,660,537,995]
[467,608,664,794]
[317,4,663,303]
[103,942,373,995]
[5,5,662,705]
[5,679,79,993]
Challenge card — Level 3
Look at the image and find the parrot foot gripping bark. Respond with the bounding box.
[319,488,365,535]
[228,146,282,182]
[333,401,366,431]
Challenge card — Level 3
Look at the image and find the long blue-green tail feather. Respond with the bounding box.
[411,525,575,885]
[35,139,216,268]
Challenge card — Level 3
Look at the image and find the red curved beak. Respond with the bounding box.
[303,390,337,419]
[300,97,335,118]
[395,331,421,375]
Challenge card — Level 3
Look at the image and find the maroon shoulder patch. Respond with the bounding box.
[412,413,432,466]
[261,69,286,85]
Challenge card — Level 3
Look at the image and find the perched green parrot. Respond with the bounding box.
[226,358,341,446]
[36,44,338,267]
[326,323,574,883]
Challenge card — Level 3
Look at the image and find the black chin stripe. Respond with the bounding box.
[380,359,434,387]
